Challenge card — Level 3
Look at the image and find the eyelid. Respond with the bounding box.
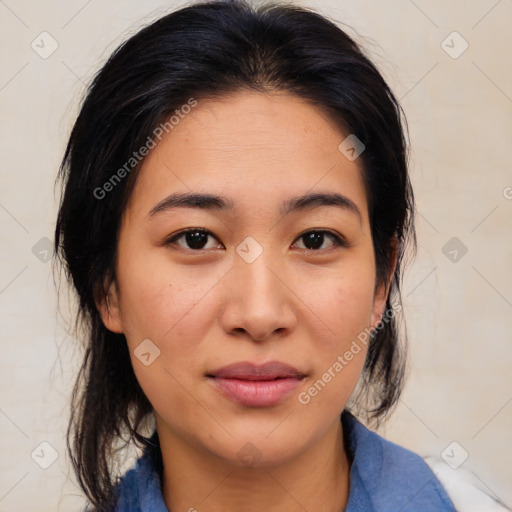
[292,228,350,250]
[165,228,222,248]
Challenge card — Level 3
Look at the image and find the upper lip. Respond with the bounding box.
[208,361,306,380]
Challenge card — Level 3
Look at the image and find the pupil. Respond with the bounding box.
[186,231,208,249]
[304,232,323,250]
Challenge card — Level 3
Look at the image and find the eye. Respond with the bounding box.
[292,230,347,251]
[165,228,223,251]
[165,228,348,252]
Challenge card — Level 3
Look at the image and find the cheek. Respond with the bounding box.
[117,254,223,359]
[292,260,375,406]
[333,278,375,336]
[295,260,376,345]
[117,263,214,424]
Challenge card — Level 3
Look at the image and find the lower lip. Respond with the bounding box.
[209,377,304,407]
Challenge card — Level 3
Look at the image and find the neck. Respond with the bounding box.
[158,417,351,512]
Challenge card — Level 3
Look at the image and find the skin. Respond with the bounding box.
[98,90,397,512]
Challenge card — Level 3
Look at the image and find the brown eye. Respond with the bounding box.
[166,229,222,250]
[293,230,347,251]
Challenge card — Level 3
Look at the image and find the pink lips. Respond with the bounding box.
[207,361,306,407]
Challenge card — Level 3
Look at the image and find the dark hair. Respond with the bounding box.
[54,0,416,509]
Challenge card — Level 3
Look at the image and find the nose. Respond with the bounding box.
[219,248,297,342]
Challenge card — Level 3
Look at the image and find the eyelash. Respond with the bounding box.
[164,228,349,252]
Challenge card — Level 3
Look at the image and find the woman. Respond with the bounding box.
[54,1,459,510]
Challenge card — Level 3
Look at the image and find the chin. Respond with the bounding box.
[219,441,302,470]
[188,427,299,468]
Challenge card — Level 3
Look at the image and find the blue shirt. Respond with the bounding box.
[112,411,457,511]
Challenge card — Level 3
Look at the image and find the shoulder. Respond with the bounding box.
[343,412,457,512]
[113,434,169,512]
[423,456,512,512]
[112,456,145,511]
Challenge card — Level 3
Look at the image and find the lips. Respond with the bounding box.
[207,361,306,407]
[208,361,306,380]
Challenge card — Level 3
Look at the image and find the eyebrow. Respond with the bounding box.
[148,191,362,222]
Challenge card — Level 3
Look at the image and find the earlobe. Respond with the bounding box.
[370,237,399,329]
[370,283,388,330]
[95,280,124,334]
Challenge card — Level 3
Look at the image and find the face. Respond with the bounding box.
[98,90,393,467]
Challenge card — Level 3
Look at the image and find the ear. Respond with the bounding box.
[370,236,398,329]
[94,279,124,334]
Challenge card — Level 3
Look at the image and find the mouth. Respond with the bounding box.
[206,361,306,407]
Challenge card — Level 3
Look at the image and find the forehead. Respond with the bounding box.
[126,91,369,223]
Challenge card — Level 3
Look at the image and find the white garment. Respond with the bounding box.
[423,456,511,512]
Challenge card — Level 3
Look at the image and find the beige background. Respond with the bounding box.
[0,0,511,510]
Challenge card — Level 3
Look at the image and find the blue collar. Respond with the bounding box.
[114,411,456,511]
